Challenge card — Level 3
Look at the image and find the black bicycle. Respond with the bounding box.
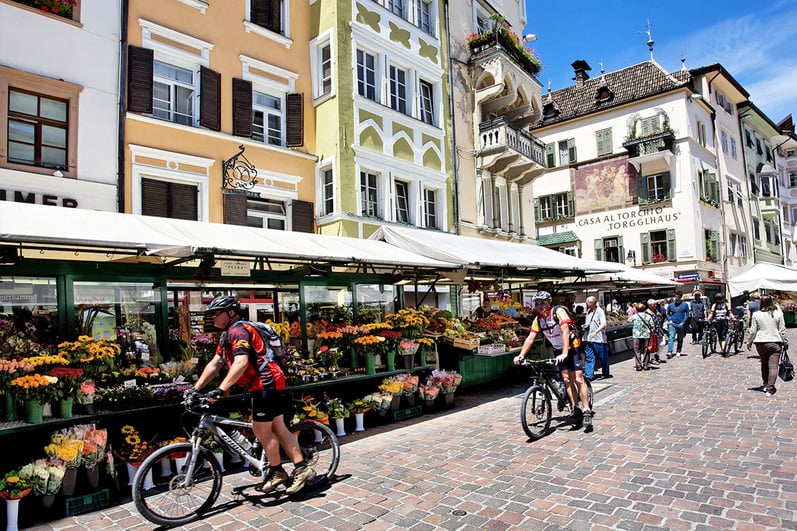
[132,394,340,527]
[722,317,744,357]
[702,320,719,358]
[519,359,594,440]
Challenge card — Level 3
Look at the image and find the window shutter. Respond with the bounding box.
[545,144,555,168]
[662,172,671,199]
[617,235,624,264]
[533,198,541,222]
[170,181,198,221]
[141,178,168,218]
[127,45,153,113]
[593,238,603,261]
[567,138,577,162]
[269,0,281,33]
[232,78,253,137]
[566,191,574,217]
[637,176,649,204]
[286,93,304,147]
[224,193,248,226]
[291,199,314,233]
[640,233,651,264]
[200,66,221,131]
[666,229,676,261]
[251,0,270,27]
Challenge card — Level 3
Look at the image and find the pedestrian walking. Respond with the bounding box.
[629,302,654,371]
[746,291,760,328]
[745,295,787,396]
[666,290,690,358]
[689,291,708,344]
[583,296,611,380]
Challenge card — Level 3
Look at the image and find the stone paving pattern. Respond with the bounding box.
[33,330,797,530]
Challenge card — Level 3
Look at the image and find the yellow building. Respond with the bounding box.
[124,0,317,230]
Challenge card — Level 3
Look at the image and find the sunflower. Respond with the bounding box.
[120,425,135,434]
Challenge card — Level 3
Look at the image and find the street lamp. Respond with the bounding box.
[626,250,636,266]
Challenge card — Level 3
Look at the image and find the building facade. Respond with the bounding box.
[777,115,797,267]
[0,0,121,211]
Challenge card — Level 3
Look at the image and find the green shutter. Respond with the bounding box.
[666,229,676,260]
[566,191,574,218]
[545,144,555,168]
[637,175,649,204]
[641,233,651,264]
[534,197,541,222]
[709,230,720,260]
[618,235,624,264]
[567,138,577,162]
[594,238,603,261]
[662,172,671,200]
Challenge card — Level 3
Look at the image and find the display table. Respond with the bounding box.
[437,341,545,389]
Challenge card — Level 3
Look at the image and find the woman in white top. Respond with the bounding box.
[746,295,787,396]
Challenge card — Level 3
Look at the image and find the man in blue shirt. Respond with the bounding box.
[666,290,690,358]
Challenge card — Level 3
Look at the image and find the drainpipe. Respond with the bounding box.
[444,0,460,235]
[117,0,129,213]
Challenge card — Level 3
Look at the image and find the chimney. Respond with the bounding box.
[571,60,592,87]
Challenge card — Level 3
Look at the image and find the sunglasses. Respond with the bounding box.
[211,310,227,317]
[534,300,549,306]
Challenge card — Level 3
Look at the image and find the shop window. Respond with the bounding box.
[594,236,623,263]
[355,284,397,325]
[640,229,675,264]
[637,171,671,205]
[0,276,60,347]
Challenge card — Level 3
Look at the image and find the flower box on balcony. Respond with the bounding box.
[466,29,542,76]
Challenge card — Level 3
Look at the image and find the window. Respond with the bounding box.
[545,143,555,167]
[558,138,576,165]
[705,229,720,262]
[360,171,380,218]
[761,175,773,197]
[697,120,706,147]
[423,188,437,228]
[639,116,661,136]
[730,138,738,159]
[715,91,733,114]
[7,89,68,170]
[790,172,797,188]
[641,229,675,264]
[730,233,748,258]
[356,49,377,101]
[699,170,719,206]
[755,138,763,155]
[596,128,612,156]
[388,0,406,18]
[417,0,433,34]
[594,236,624,263]
[252,91,283,145]
[637,172,671,204]
[745,129,754,148]
[394,180,410,223]
[534,192,573,222]
[752,217,760,241]
[726,180,743,207]
[419,80,435,125]
[720,129,729,154]
[319,168,334,216]
[311,34,334,100]
[792,207,797,225]
[246,197,286,230]
[389,65,408,114]
[152,61,195,126]
[10,0,80,20]
[249,0,285,36]
[141,178,198,220]
[765,145,773,163]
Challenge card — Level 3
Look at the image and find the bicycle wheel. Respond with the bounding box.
[722,330,733,357]
[734,328,744,354]
[520,384,552,440]
[291,421,340,488]
[708,329,718,354]
[702,334,710,358]
[133,442,222,527]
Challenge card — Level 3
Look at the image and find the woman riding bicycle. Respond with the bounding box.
[190,295,313,494]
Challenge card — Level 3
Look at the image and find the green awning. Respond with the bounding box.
[537,231,579,246]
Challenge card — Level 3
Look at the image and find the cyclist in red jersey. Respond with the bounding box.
[191,295,313,494]
[514,291,593,430]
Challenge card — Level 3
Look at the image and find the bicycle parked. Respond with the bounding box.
[702,320,719,358]
[519,359,594,440]
[132,393,340,527]
[722,317,745,357]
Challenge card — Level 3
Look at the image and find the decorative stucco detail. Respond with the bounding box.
[393,137,414,162]
[359,108,383,129]
[392,121,414,140]
[422,147,441,170]
[388,21,411,50]
[355,3,380,32]
[360,125,384,151]
[418,38,438,64]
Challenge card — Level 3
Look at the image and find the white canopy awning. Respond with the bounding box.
[728,262,797,296]
[369,225,624,275]
[584,262,678,286]
[0,202,459,270]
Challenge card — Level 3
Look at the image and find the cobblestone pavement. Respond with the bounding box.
[35,330,797,530]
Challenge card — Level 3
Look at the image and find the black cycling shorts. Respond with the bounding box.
[554,348,584,372]
[250,389,292,422]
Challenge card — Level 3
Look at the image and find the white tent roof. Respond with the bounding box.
[0,202,459,270]
[584,262,678,286]
[728,262,797,296]
[369,225,624,274]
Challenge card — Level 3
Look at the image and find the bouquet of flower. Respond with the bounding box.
[0,319,45,358]
[363,392,392,413]
[201,432,223,453]
[396,374,419,395]
[398,339,419,356]
[18,353,68,371]
[385,308,429,339]
[376,329,403,352]
[294,395,329,425]
[346,398,371,414]
[44,433,83,469]
[324,395,350,419]
[378,378,403,396]
[432,369,462,394]
[0,469,33,500]
[58,336,120,379]
[114,425,154,464]
[77,379,95,405]
[315,345,342,370]
[20,460,64,496]
[0,358,33,393]
[159,360,197,381]
[187,331,216,365]
[69,425,108,469]
[44,366,84,401]
[353,335,386,358]
[419,383,440,401]
[315,331,343,350]
[9,373,59,404]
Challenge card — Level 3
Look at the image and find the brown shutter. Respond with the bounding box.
[251,0,269,27]
[291,199,314,233]
[269,0,281,32]
[286,93,304,147]
[141,178,168,218]
[170,181,198,221]
[224,193,249,226]
[128,45,153,113]
[232,78,253,137]
[200,66,221,131]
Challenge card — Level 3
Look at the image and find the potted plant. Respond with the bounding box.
[44,366,84,418]
[347,398,371,432]
[9,373,58,424]
[353,335,386,375]
[0,468,33,531]
[324,395,349,437]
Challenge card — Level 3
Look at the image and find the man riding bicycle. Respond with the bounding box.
[190,295,313,494]
[513,291,593,431]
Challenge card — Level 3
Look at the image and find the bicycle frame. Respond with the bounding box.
[525,360,571,409]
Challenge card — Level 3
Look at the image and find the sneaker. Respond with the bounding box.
[765,387,777,397]
[583,411,593,432]
[255,468,289,493]
[676,352,683,357]
[285,465,316,495]
[666,353,674,359]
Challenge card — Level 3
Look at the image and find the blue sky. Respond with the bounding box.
[522,0,797,124]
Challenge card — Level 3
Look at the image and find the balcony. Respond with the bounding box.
[623,130,675,172]
[468,30,541,78]
[477,117,546,184]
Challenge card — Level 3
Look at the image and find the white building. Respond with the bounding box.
[0,0,121,211]
[774,115,797,267]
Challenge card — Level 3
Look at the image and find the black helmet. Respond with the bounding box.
[715,293,725,300]
[207,295,240,313]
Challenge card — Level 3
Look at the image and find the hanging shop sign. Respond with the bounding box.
[219,260,251,277]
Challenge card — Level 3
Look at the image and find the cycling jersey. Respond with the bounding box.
[711,302,729,320]
[216,321,285,392]
[531,306,581,351]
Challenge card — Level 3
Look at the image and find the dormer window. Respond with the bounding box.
[542,102,559,119]
[595,86,614,104]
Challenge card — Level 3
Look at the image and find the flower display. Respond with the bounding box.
[44,433,83,468]
[9,373,58,403]
[363,392,392,413]
[0,358,33,392]
[77,379,95,405]
[294,395,329,425]
[20,460,65,496]
[0,469,33,500]
[0,319,45,358]
[18,353,68,371]
[465,14,542,74]
[419,383,440,401]
[385,308,429,339]
[353,334,386,357]
[159,360,197,381]
[323,395,349,419]
[316,331,343,350]
[44,366,84,401]
[398,339,419,356]
[315,345,342,369]
[346,398,371,414]
[58,336,120,379]
[430,369,462,394]
[396,374,419,395]
[114,425,154,464]
[378,378,403,396]
[652,253,667,263]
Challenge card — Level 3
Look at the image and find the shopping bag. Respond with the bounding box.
[647,333,658,353]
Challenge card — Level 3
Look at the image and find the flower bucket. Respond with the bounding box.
[158,458,172,477]
[398,354,415,370]
[86,465,101,490]
[127,463,154,490]
[57,397,74,419]
[334,417,346,437]
[3,393,16,422]
[354,412,365,432]
[423,398,437,412]
[313,429,323,443]
[174,456,187,474]
[403,392,416,408]
[213,452,225,472]
[41,494,56,510]
[444,392,455,408]
[61,467,77,497]
[385,349,396,372]
[5,498,21,531]
[390,394,401,410]
[363,353,376,375]
[24,400,44,425]
[42,402,53,418]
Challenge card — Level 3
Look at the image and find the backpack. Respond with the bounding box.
[551,305,584,349]
[230,320,288,389]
